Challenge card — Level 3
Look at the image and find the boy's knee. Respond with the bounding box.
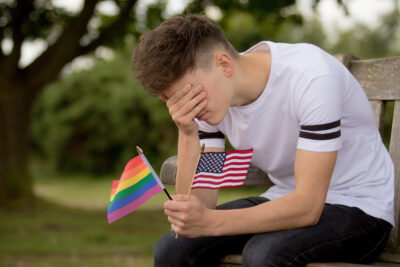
[154,232,179,267]
[242,243,273,267]
[242,236,290,267]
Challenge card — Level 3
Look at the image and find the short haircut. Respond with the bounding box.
[132,14,239,96]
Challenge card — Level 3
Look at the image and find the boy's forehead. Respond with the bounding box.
[164,70,199,98]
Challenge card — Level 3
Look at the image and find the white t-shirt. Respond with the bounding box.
[196,41,395,225]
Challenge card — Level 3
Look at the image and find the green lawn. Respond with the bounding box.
[0,175,266,267]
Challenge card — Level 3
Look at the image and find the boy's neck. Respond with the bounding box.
[232,50,271,106]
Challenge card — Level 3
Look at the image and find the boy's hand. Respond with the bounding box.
[160,83,207,136]
[164,194,216,238]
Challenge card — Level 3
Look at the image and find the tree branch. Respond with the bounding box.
[0,28,4,60]
[23,0,99,92]
[24,0,138,105]
[80,0,137,55]
[0,0,33,76]
[9,0,34,66]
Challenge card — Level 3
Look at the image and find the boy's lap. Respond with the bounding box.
[243,204,391,265]
[154,199,391,266]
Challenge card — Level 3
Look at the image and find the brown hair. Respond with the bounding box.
[132,14,238,96]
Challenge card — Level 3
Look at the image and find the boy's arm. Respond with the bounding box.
[165,149,337,237]
[161,83,220,208]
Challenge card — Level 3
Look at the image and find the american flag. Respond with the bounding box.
[191,148,253,189]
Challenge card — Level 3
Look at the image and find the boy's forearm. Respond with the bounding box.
[208,191,320,236]
[175,131,200,195]
[175,131,219,209]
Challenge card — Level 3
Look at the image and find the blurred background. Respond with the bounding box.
[0,0,399,266]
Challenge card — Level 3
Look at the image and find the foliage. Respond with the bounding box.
[330,8,400,58]
[31,51,177,175]
[185,0,301,51]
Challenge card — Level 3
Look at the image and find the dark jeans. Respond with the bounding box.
[154,197,392,267]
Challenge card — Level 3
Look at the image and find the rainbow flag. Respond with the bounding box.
[107,153,164,223]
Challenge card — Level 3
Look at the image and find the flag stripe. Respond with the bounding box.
[227,149,253,155]
[109,173,154,204]
[109,180,120,201]
[115,168,151,194]
[221,167,250,172]
[224,156,252,161]
[225,157,251,161]
[123,156,144,172]
[193,177,246,183]
[223,161,251,168]
[108,178,158,214]
[196,172,247,179]
[107,184,162,223]
[120,162,147,182]
[192,182,245,189]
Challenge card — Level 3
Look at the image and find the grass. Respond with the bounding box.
[0,174,266,267]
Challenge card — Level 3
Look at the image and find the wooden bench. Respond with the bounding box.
[159,54,400,266]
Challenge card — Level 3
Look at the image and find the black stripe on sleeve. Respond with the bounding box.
[299,130,341,140]
[301,120,341,131]
[198,130,225,140]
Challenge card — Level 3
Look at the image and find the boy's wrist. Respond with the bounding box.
[206,209,224,236]
[178,128,198,139]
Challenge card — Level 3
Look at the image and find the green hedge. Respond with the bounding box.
[31,52,177,175]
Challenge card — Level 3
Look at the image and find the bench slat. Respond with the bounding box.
[369,100,386,135]
[219,253,400,266]
[219,254,400,267]
[388,100,400,253]
[351,57,400,100]
[307,263,400,267]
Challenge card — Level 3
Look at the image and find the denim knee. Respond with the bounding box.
[242,235,291,267]
[242,241,273,267]
[154,232,184,267]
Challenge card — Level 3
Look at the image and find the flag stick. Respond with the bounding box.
[175,143,205,239]
[136,146,172,200]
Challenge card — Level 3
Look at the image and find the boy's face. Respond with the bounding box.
[161,64,233,126]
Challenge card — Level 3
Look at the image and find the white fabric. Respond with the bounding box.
[195,41,395,225]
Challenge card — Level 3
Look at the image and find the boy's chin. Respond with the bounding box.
[205,116,223,126]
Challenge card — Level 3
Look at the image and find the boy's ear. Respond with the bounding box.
[215,52,234,77]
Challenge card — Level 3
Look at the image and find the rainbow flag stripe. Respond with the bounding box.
[107,154,163,223]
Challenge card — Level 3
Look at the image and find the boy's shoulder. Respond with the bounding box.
[267,41,345,83]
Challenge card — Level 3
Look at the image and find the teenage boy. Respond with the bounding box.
[132,14,394,267]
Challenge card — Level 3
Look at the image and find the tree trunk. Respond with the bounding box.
[0,80,34,207]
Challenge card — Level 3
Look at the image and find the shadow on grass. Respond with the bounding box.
[0,198,170,267]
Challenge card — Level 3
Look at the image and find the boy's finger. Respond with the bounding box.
[164,199,189,211]
[173,84,204,112]
[173,90,207,119]
[167,83,192,106]
[184,98,208,122]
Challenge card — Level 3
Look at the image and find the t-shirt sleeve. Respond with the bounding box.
[295,75,343,152]
[194,119,225,149]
